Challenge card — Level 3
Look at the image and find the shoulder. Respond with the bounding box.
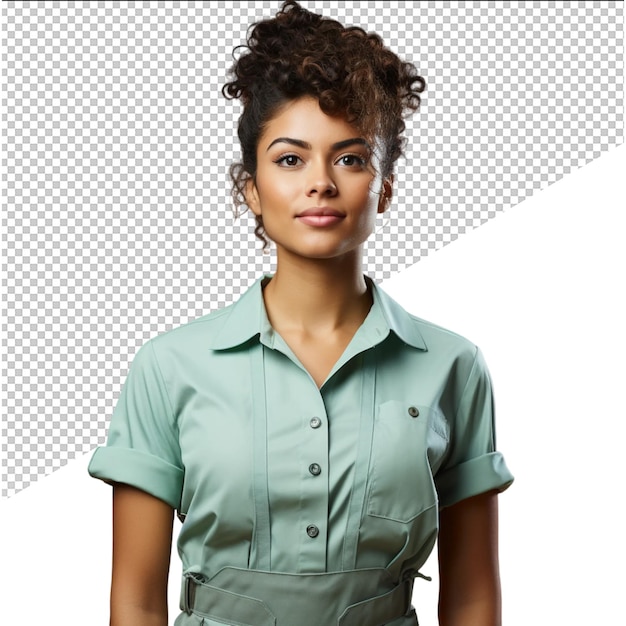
[136,299,239,365]
[408,313,478,359]
[158,302,234,343]
[377,281,479,364]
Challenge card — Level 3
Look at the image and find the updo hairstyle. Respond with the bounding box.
[222,0,426,247]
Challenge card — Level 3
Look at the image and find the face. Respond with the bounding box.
[245,97,392,262]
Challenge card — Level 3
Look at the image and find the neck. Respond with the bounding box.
[262,249,371,335]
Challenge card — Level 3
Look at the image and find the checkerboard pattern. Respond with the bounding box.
[2,1,623,497]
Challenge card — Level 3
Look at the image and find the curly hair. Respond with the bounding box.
[222,0,426,248]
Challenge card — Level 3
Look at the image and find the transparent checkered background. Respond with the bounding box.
[2,1,623,498]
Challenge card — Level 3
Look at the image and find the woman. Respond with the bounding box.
[89,2,514,625]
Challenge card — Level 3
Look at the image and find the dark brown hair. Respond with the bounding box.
[222,0,425,248]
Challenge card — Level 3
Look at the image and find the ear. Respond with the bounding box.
[377,175,394,214]
[245,178,261,216]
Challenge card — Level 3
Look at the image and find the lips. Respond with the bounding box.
[296,207,345,227]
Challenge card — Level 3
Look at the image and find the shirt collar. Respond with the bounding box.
[209,274,427,352]
[369,277,427,351]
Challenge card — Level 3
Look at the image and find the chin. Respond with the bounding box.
[279,243,362,262]
[268,232,367,262]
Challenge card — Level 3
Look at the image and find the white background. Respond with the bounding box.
[2,141,624,624]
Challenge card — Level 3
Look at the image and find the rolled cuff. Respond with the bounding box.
[88,446,184,510]
[435,451,513,509]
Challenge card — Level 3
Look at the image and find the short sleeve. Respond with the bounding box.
[88,340,184,509]
[434,346,514,508]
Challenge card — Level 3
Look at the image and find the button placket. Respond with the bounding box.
[298,406,329,569]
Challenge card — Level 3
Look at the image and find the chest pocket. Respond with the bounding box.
[366,401,448,523]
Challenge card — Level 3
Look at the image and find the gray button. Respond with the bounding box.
[310,416,322,429]
[306,524,319,538]
[309,463,322,476]
[408,406,419,418]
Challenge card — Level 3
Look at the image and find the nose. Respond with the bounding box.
[306,161,337,198]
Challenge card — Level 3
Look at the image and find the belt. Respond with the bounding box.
[180,566,416,626]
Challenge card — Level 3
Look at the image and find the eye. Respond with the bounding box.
[336,154,367,167]
[274,154,302,167]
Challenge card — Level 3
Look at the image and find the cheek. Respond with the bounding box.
[361,188,383,219]
[256,176,298,213]
[348,195,382,243]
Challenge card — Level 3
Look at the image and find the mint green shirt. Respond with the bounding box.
[88,275,513,582]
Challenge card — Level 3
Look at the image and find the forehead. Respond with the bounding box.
[259,97,368,148]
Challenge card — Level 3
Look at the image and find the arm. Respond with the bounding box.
[437,490,501,626]
[110,483,175,626]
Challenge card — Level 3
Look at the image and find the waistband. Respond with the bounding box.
[180,566,417,626]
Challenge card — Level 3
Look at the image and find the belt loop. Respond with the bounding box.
[403,576,414,614]
[182,575,194,614]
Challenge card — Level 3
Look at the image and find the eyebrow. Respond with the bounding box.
[266,137,372,152]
